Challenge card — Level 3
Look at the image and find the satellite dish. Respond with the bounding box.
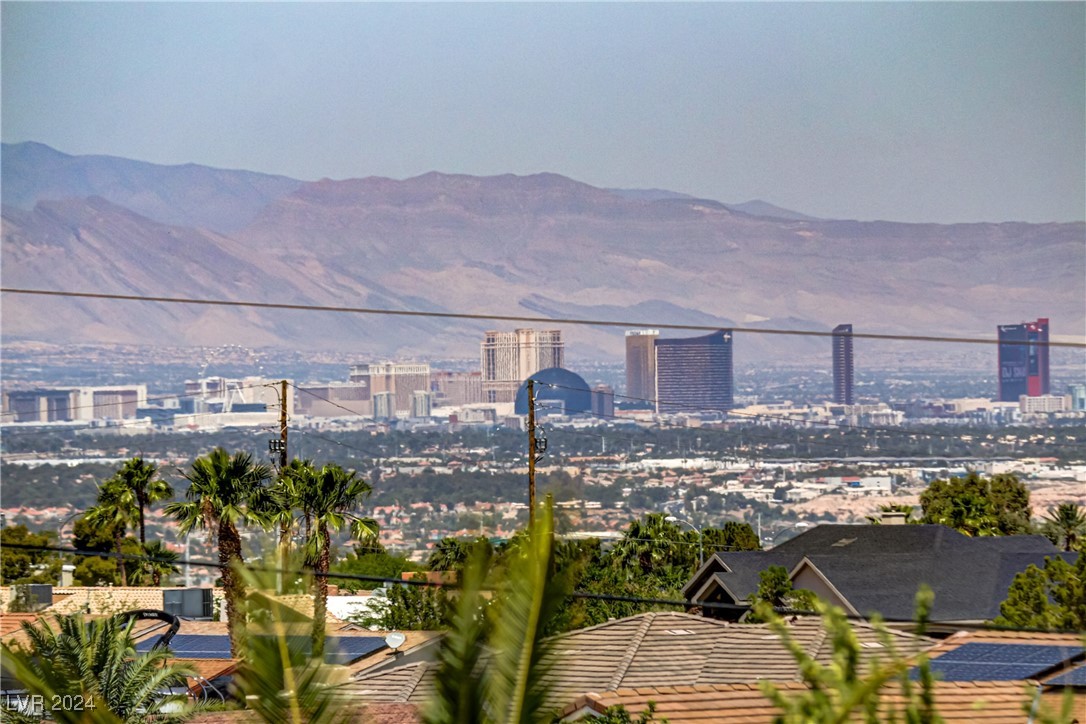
[385,631,406,651]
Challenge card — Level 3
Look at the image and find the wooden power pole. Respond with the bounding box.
[278,379,288,468]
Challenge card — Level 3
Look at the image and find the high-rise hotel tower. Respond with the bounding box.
[998,318,1049,401]
[654,330,734,413]
[832,324,854,405]
[481,329,564,403]
[625,330,659,402]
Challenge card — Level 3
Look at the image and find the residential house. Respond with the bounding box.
[682,524,1072,626]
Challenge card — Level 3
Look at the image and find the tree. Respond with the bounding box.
[84,478,139,586]
[109,457,173,545]
[744,565,818,622]
[301,463,378,658]
[0,613,194,723]
[330,549,421,592]
[361,578,449,631]
[610,514,690,580]
[1040,503,1086,552]
[164,447,272,656]
[70,517,141,587]
[995,555,1086,631]
[137,541,181,587]
[1,525,61,585]
[701,521,761,554]
[920,472,1032,536]
[428,536,491,572]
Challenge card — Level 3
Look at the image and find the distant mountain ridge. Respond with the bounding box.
[1,141,304,232]
[2,142,1083,361]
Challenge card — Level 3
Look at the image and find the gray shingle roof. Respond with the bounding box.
[684,524,1067,622]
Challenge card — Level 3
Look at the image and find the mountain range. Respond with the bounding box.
[2,141,1083,364]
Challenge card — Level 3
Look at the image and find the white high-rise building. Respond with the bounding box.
[480,329,564,403]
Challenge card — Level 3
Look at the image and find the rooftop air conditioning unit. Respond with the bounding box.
[163,588,214,619]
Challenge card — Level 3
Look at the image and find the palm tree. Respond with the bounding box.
[303,464,378,657]
[263,458,317,593]
[1042,503,1086,552]
[610,513,685,577]
[427,537,474,572]
[140,541,181,587]
[164,447,271,656]
[1,613,194,723]
[110,457,173,545]
[84,478,138,586]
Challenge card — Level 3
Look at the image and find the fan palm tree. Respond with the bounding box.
[110,457,173,545]
[1042,503,1086,552]
[0,613,194,723]
[610,513,685,577]
[262,458,317,593]
[164,447,271,656]
[139,541,181,587]
[303,464,378,657]
[84,478,138,586]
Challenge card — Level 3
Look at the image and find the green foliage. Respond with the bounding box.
[232,565,349,724]
[584,702,667,724]
[84,477,140,586]
[744,565,818,623]
[920,472,1032,536]
[0,613,194,723]
[757,587,941,724]
[330,550,421,591]
[134,540,181,587]
[424,500,571,724]
[362,579,450,631]
[1040,503,1086,552]
[995,555,1086,631]
[429,536,493,572]
[1,524,61,585]
[702,521,761,553]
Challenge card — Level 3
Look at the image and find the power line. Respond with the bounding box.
[4,287,1081,348]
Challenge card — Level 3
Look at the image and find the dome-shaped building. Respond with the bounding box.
[513,367,592,415]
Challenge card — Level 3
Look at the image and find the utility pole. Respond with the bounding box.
[279,379,288,469]
[527,379,537,529]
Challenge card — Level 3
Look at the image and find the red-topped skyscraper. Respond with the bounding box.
[997,318,1050,401]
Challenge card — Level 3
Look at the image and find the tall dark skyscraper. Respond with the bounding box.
[998,318,1050,401]
[654,330,733,413]
[832,324,854,405]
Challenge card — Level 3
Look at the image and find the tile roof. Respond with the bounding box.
[338,611,933,712]
[557,680,1071,722]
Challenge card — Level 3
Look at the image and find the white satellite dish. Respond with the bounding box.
[385,631,406,651]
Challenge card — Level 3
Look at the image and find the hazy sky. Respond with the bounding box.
[2,2,1083,223]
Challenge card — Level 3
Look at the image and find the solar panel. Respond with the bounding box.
[136,634,233,659]
[938,643,1083,666]
[135,633,385,664]
[1046,664,1086,687]
[909,642,1084,682]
